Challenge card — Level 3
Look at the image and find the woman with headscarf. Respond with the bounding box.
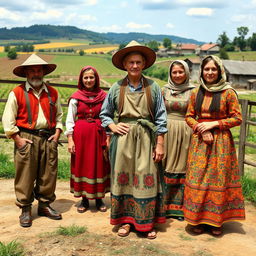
[162,60,195,220]
[183,55,245,235]
[65,66,110,213]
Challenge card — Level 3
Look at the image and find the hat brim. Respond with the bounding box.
[112,45,156,71]
[13,64,57,78]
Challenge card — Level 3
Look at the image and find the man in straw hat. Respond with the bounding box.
[100,40,167,239]
[2,54,63,227]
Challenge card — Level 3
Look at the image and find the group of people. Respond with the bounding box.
[2,40,245,239]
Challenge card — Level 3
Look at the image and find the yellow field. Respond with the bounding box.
[34,42,83,49]
[84,46,118,53]
[0,46,4,52]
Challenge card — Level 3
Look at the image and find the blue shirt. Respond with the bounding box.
[100,79,167,134]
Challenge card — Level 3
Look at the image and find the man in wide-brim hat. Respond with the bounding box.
[100,41,167,239]
[2,54,63,227]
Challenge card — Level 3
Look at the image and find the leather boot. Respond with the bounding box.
[38,204,62,220]
[19,206,32,227]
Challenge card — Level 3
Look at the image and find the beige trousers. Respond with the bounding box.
[14,132,58,208]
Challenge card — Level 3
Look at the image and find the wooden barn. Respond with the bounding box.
[222,60,256,88]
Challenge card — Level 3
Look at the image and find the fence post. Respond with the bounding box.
[238,99,248,176]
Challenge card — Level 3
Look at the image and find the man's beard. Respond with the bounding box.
[28,77,43,88]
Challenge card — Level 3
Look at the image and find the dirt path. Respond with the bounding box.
[1,179,256,256]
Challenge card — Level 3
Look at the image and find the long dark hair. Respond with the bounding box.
[195,57,222,113]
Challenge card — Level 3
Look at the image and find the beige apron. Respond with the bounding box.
[111,87,160,198]
[162,89,192,174]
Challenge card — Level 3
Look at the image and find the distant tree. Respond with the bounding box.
[119,43,126,50]
[236,26,249,51]
[79,49,85,56]
[217,32,230,48]
[224,43,235,52]
[147,40,159,52]
[4,45,10,52]
[163,38,172,49]
[7,48,17,59]
[219,48,229,59]
[248,33,256,51]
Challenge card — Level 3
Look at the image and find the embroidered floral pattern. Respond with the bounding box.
[117,171,129,186]
[143,174,155,188]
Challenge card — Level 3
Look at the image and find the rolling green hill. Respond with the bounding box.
[0,24,205,45]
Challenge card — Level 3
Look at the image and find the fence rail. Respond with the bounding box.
[1,80,256,174]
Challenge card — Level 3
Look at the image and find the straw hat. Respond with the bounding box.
[112,40,156,71]
[13,54,57,77]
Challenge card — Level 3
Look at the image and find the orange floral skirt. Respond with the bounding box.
[183,129,245,227]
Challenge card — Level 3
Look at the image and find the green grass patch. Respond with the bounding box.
[57,159,70,180]
[56,225,87,236]
[0,240,25,256]
[242,174,256,205]
[226,51,256,61]
[179,233,194,241]
[0,153,15,178]
[51,54,124,77]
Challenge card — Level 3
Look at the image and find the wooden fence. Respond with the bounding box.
[1,79,256,175]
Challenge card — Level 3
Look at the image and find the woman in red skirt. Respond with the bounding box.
[65,66,110,213]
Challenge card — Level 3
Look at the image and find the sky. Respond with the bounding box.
[0,0,256,43]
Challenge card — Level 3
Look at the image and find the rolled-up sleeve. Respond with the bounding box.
[55,95,63,131]
[154,88,167,134]
[65,98,78,136]
[100,90,115,128]
[2,92,19,138]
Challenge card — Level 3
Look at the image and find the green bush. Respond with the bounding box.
[7,48,17,60]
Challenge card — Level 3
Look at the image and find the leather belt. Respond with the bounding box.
[18,127,55,137]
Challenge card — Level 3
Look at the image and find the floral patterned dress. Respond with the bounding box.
[162,88,193,218]
[183,87,245,227]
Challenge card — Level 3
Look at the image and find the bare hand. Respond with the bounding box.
[196,121,218,134]
[48,133,60,143]
[109,122,129,135]
[153,143,164,163]
[202,131,213,145]
[15,137,33,149]
[67,136,75,154]
[106,135,111,150]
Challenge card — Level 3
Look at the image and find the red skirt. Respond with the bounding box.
[70,119,110,199]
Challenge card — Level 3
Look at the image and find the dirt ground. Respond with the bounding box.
[0,179,256,256]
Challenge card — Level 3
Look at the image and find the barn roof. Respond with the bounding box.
[200,43,218,51]
[223,60,256,75]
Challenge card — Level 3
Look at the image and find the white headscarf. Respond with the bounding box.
[164,60,195,95]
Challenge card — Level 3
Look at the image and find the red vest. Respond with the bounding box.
[13,84,58,129]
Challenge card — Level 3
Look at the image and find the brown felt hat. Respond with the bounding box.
[13,54,56,77]
[112,40,156,71]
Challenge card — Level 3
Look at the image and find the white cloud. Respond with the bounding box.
[31,10,63,21]
[138,0,227,9]
[231,15,248,23]
[126,22,152,29]
[186,8,214,16]
[230,14,256,32]
[166,23,175,29]
[0,7,21,21]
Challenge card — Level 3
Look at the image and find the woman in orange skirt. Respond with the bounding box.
[183,55,245,235]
